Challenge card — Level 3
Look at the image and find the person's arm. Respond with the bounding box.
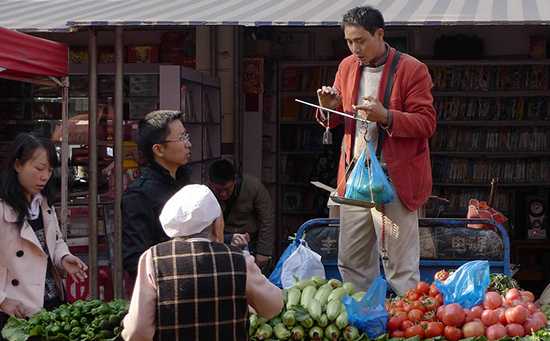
[245,253,283,319]
[121,250,157,341]
[49,207,71,269]
[0,266,6,307]
[315,63,345,129]
[122,191,155,276]
[253,183,274,258]
[388,62,437,138]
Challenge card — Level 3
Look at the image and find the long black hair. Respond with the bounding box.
[0,133,59,227]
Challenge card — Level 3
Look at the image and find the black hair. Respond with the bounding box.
[208,159,236,184]
[0,133,59,227]
[341,6,385,35]
[137,110,183,164]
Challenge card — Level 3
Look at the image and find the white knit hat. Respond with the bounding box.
[159,184,222,238]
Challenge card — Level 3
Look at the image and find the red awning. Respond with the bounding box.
[0,27,68,83]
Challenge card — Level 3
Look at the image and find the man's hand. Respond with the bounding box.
[316,86,342,126]
[0,297,29,318]
[231,233,250,248]
[255,254,271,269]
[353,96,389,125]
[62,254,88,283]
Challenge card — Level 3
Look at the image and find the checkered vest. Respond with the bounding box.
[151,239,248,341]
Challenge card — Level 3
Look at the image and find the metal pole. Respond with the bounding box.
[88,29,98,299]
[61,77,70,239]
[113,26,124,299]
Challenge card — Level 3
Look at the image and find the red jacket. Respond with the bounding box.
[322,47,436,211]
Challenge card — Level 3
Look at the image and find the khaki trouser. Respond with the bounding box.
[338,197,420,296]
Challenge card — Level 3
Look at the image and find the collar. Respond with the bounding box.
[361,43,390,68]
[28,193,43,220]
[185,237,211,243]
[142,161,177,185]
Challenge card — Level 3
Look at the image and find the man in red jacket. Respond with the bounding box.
[316,6,436,295]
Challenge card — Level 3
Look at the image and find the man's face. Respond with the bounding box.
[210,180,236,201]
[155,119,192,167]
[344,24,384,65]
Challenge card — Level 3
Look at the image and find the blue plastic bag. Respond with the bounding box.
[343,276,388,339]
[344,142,395,204]
[269,238,300,288]
[435,260,491,309]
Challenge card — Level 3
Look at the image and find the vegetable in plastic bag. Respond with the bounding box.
[280,240,326,289]
[434,260,491,309]
[342,276,388,339]
[344,142,395,204]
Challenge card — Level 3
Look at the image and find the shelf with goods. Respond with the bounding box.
[275,60,341,245]
[159,65,222,184]
[427,60,550,237]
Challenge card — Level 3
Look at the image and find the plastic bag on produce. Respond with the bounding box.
[280,240,326,289]
[343,275,388,339]
[435,260,490,309]
[269,238,300,288]
[344,142,395,204]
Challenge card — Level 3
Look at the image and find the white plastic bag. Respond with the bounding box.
[281,240,325,289]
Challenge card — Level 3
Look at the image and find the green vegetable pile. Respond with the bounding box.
[249,276,368,340]
[1,299,128,341]
[488,273,520,296]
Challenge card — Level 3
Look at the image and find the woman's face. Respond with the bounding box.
[15,148,53,200]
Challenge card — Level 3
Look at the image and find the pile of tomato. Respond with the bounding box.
[385,279,548,340]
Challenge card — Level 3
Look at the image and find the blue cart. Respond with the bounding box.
[294,217,511,283]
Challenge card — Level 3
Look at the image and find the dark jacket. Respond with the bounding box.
[122,162,189,277]
[222,175,274,257]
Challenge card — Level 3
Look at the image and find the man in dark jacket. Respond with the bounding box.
[122,110,191,280]
[208,160,274,271]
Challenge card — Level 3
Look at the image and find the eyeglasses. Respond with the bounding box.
[162,132,190,144]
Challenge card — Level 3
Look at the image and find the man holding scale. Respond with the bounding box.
[310,6,436,295]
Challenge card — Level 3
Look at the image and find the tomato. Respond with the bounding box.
[523,316,543,333]
[436,305,445,321]
[411,300,426,312]
[470,306,484,319]
[422,297,439,311]
[407,291,420,301]
[435,293,444,306]
[391,330,405,338]
[388,315,406,331]
[394,300,404,309]
[505,288,521,302]
[532,311,548,325]
[496,307,507,325]
[486,323,507,341]
[401,303,412,313]
[405,325,425,338]
[506,323,525,337]
[429,284,440,297]
[481,309,499,326]
[505,305,529,324]
[484,291,503,310]
[408,309,424,323]
[442,303,466,327]
[393,310,407,319]
[401,320,414,331]
[425,322,444,338]
[526,302,539,313]
[416,281,430,295]
[435,270,449,282]
[520,290,535,303]
[444,326,463,341]
[462,320,486,338]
